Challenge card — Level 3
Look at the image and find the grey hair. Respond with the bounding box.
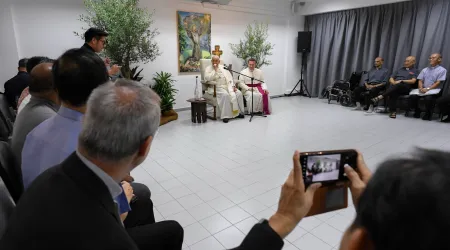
[211,55,220,60]
[79,79,161,162]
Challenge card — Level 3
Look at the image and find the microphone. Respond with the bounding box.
[196,76,198,79]
[223,65,230,71]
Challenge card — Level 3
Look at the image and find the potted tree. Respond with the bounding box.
[75,0,161,79]
[151,72,178,125]
[229,21,275,69]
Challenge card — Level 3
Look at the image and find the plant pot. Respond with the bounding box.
[160,109,178,126]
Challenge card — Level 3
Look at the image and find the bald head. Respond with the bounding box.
[374,57,384,68]
[29,63,54,94]
[404,56,416,68]
[429,53,442,67]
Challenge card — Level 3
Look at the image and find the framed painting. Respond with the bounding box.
[177,11,212,73]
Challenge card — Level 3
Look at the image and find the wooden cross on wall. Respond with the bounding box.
[212,45,223,57]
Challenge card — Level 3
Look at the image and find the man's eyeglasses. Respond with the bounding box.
[99,39,107,45]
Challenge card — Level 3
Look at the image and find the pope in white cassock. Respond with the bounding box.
[238,58,272,115]
[205,56,245,123]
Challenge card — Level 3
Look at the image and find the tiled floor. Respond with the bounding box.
[132,97,450,250]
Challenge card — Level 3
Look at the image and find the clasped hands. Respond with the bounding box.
[419,87,430,94]
[270,151,371,239]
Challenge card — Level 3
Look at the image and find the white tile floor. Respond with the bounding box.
[132,97,450,250]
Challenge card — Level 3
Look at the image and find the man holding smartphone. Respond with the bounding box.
[81,28,121,77]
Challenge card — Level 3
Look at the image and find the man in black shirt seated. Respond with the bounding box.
[371,56,419,118]
[4,58,30,109]
[353,57,389,113]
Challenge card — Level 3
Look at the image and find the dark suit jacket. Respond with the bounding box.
[0,153,139,250]
[0,152,284,250]
[4,72,30,109]
[231,222,284,250]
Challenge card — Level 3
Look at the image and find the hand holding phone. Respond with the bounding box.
[343,152,372,207]
[300,149,358,187]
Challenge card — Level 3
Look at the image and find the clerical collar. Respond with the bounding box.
[405,68,410,70]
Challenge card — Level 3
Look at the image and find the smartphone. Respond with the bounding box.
[300,149,358,187]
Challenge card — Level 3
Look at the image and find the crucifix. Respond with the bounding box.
[212,45,223,58]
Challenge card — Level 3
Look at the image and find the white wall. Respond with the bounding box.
[299,0,411,16]
[140,0,305,108]
[0,2,20,92]
[12,2,85,59]
[1,0,305,109]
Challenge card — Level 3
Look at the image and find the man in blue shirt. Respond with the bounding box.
[353,57,389,113]
[371,56,419,119]
[408,53,447,120]
[21,48,154,228]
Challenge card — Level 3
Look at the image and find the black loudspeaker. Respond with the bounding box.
[297,31,312,53]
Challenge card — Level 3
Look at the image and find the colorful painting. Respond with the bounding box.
[177,11,212,73]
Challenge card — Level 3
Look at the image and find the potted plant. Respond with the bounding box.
[75,0,161,79]
[229,21,275,69]
[151,72,178,125]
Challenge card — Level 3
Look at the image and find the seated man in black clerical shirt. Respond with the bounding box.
[353,57,389,113]
[371,56,419,119]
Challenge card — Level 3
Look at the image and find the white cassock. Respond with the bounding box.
[205,65,245,120]
[238,68,272,115]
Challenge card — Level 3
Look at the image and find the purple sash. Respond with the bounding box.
[247,83,270,115]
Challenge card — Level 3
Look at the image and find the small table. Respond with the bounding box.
[187,98,207,123]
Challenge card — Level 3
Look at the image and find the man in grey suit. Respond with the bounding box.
[11,62,60,172]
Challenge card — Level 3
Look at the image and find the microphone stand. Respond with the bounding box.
[224,66,267,122]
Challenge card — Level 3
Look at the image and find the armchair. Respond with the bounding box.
[199,59,241,120]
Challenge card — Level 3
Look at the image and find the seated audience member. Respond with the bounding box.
[17,56,54,113]
[0,80,183,250]
[11,63,60,178]
[340,149,450,250]
[436,94,450,122]
[205,55,245,123]
[238,58,272,115]
[1,80,324,250]
[4,58,30,109]
[20,49,152,228]
[353,57,389,113]
[408,53,447,120]
[371,56,419,119]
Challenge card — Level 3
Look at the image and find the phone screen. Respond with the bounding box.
[301,150,357,186]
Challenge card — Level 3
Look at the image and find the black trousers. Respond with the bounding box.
[353,85,384,108]
[382,83,411,111]
[437,95,450,116]
[125,182,155,228]
[409,95,437,114]
[127,220,184,250]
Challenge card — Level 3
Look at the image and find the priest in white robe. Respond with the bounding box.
[238,58,272,115]
[205,56,245,123]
